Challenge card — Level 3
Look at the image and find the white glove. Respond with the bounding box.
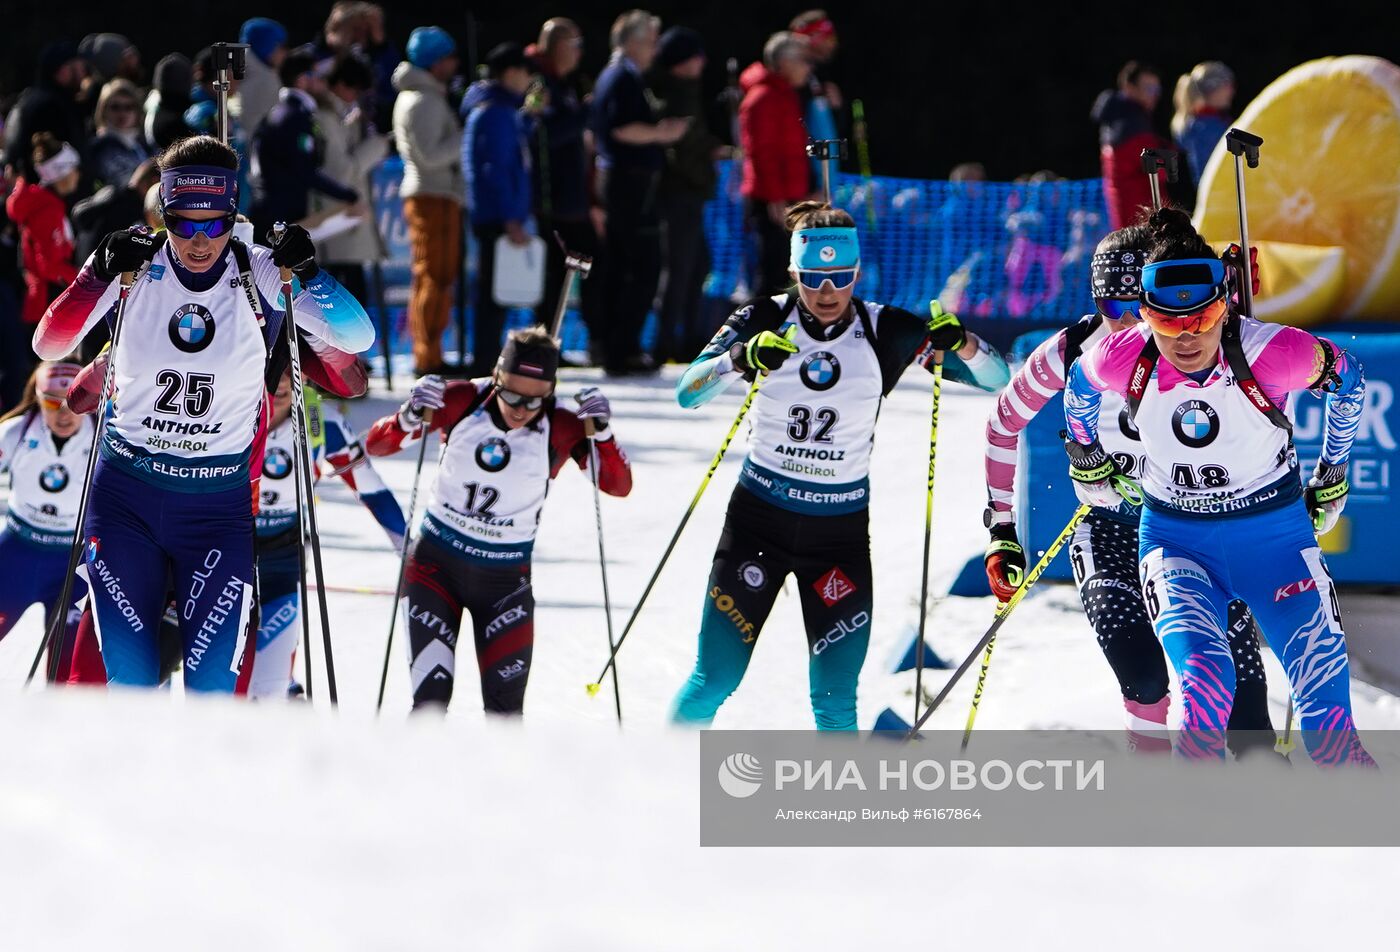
[399,375,446,429]
[575,387,611,434]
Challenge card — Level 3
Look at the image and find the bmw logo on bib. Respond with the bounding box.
[800,351,841,392]
[263,446,293,479]
[39,462,69,493]
[476,437,511,473]
[169,303,217,353]
[1172,400,1219,448]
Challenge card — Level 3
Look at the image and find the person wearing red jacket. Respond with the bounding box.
[366,326,632,715]
[739,32,814,296]
[1090,62,1168,230]
[5,133,82,326]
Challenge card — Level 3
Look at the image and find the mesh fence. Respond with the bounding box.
[368,157,1112,365]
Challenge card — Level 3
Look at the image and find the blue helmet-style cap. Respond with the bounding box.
[1140,257,1226,315]
[407,26,457,70]
[239,18,287,65]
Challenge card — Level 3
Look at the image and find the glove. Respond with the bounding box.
[94,228,159,281]
[574,387,612,435]
[729,325,798,376]
[1064,435,1142,509]
[399,375,446,429]
[1306,461,1349,535]
[924,299,966,352]
[984,519,1026,604]
[267,223,319,281]
[1223,243,1261,299]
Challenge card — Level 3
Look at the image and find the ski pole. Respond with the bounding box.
[913,356,943,725]
[1224,128,1263,317]
[1276,697,1296,755]
[586,368,770,695]
[961,635,997,750]
[31,268,141,684]
[274,223,338,705]
[548,239,593,340]
[905,503,1093,739]
[376,383,498,711]
[584,416,622,723]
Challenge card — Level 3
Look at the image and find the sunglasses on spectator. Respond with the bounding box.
[496,386,548,412]
[39,392,68,411]
[163,212,236,239]
[108,101,137,114]
[1094,297,1141,321]
[795,268,858,291]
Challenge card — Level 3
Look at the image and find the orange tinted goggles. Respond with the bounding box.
[39,392,68,411]
[1140,297,1228,338]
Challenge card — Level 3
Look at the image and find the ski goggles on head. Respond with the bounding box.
[163,211,237,240]
[1094,297,1141,321]
[1139,257,1229,337]
[795,267,859,291]
[496,386,548,411]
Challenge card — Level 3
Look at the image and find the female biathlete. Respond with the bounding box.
[985,224,1274,754]
[366,327,632,714]
[33,134,376,693]
[1063,208,1373,765]
[672,201,1011,730]
[0,362,92,669]
[251,369,405,699]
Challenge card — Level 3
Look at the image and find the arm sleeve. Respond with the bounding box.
[986,332,1068,513]
[872,306,1012,395]
[943,339,1012,393]
[406,101,462,171]
[675,298,785,408]
[1064,358,1107,445]
[298,330,368,398]
[548,406,633,497]
[32,257,120,358]
[321,409,407,547]
[365,379,481,456]
[66,349,109,415]
[252,248,375,354]
[0,415,27,475]
[482,109,531,222]
[1251,326,1366,466]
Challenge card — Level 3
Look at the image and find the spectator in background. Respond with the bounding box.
[1173,61,1236,187]
[463,42,535,375]
[1091,61,1167,229]
[392,26,464,375]
[648,27,721,363]
[739,32,813,296]
[359,4,401,134]
[249,46,360,240]
[3,42,87,182]
[590,10,688,375]
[78,33,143,118]
[71,158,159,266]
[144,53,194,150]
[236,18,288,140]
[313,52,389,306]
[528,17,602,358]
[6,134,80,330]
[89,79,151,187]
[790,10,842,189]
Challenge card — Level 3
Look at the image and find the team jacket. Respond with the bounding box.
[365,379,632,565]
[677,294,1010,514]
[0,410,93,546]
[33,241,375,494]
[1065,319,1363,517]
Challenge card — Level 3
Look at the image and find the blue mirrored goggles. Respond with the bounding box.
[1139,257,1227,314]
[1094,297,1141,321]
[795,268,859,291]
[163,212,236,240]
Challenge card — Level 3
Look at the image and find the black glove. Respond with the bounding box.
[94,228,160,281]
[728,327,798,378]
[267,223,319,281]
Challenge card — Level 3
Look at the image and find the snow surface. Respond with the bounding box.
[2,368,1398,949]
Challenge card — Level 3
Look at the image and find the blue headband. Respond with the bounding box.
[791,227,860,270]
[160,165,237,214]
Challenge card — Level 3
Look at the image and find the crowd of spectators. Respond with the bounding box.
[0,4,1236,411]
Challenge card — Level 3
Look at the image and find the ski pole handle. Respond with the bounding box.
[272,222,292,283]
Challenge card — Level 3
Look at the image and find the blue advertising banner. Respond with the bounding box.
[1015,327,1400,586]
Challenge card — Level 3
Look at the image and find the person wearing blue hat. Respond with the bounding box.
[236,18,288,140]
[392,26,465,375]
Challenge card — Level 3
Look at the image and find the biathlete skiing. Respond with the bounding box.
[671,200,1010,730]
[1063,207,1373,765]
[365,327,632,715]
[984,223,1275,754]
[252,370,405,699]
[33,134,376,693]
[0,362,92,668]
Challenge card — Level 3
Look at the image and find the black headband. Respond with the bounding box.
[497,336,560,381]
[1091,247,1145,299]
